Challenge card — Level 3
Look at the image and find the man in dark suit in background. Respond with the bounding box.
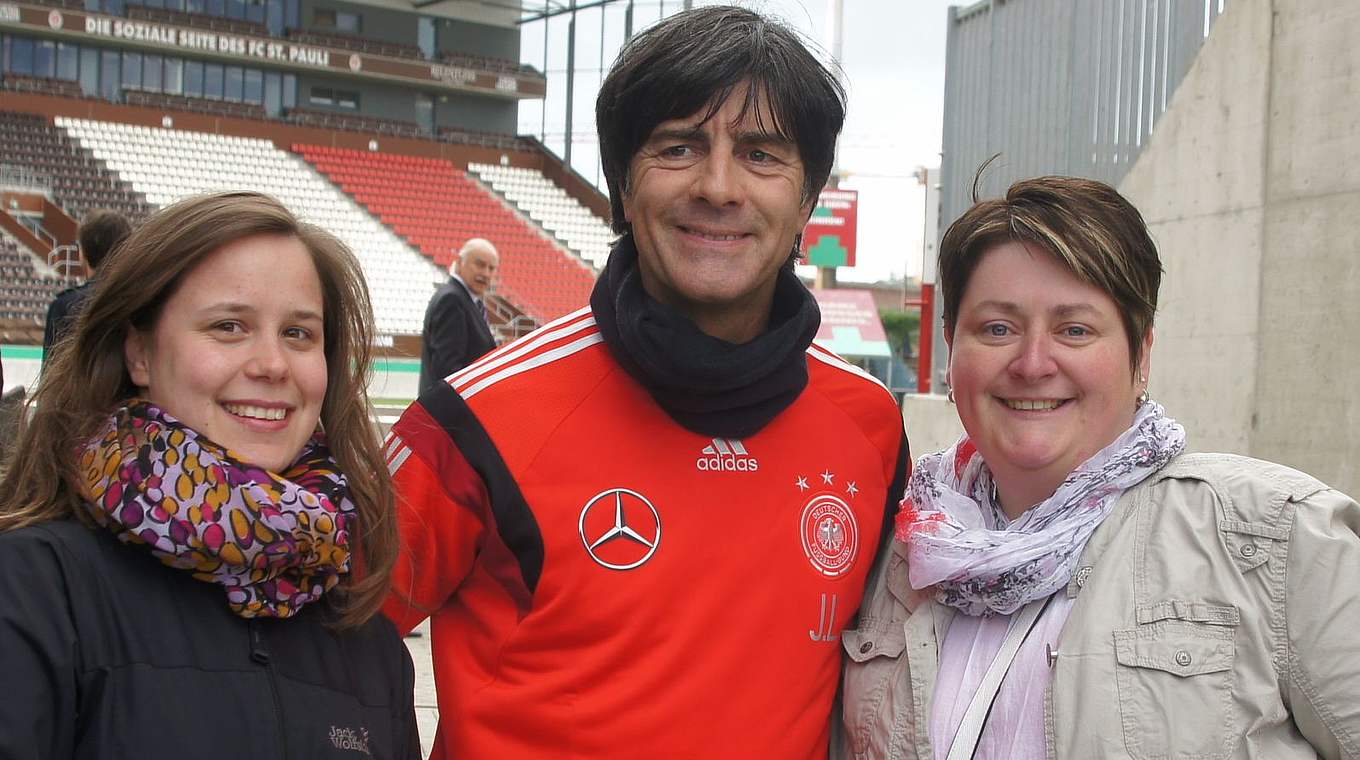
[43,209,132,368]
[419,238,499,395]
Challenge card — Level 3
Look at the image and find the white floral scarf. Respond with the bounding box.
[895,401,1186,616]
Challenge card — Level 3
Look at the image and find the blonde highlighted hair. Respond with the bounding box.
[938,171,1163,374]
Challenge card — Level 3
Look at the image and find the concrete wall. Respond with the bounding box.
[900,394,965,463]
[1117,0,1270,456]
[1253,1,1360,491]
[1120,0,1360,494]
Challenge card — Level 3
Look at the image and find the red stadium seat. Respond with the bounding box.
[294,144,595,322]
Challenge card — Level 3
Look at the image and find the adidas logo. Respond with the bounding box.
[697,438,760,472]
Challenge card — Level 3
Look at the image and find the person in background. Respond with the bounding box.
[838,175,1360,759]
[0,191,419,760]
[43,208,132,363]
[382,6,908,759]
[417,237,499,395]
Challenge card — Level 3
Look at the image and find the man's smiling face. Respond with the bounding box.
[622,80,813,342]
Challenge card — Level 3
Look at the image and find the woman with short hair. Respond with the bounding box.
[0,191,418,759]
[839,176,1360,759]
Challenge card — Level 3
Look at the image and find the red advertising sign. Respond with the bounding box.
[801,189,858,268]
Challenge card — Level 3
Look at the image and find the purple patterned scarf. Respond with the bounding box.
[78,399,356,618]
[895,401,1186,616]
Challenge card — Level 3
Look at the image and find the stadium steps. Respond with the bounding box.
[460,175,593,271]
[0,110,153,222]
[293,144,595,324]
[54,117,442,336]
[468,162,614,270]
[0,229,65,337]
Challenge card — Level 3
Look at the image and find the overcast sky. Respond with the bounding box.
[521,0,958,284]
[733,0,956,283]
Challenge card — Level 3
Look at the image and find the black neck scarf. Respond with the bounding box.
[589,234,821,439]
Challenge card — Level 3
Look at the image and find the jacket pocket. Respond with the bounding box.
[840,620,908,760]
[1113,615,1237,759]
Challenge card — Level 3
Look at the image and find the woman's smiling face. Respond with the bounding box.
[947,240,1151,512]
[123,234,328,471]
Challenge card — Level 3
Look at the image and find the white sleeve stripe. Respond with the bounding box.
[387,446,413,476]
[449,312,597,389]
[806,344,892,393]
[460,333,605,400]
[383,434,404,460]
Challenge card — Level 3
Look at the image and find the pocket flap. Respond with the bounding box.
[1114,629,1234,677]
[842,622,906,663]
[1135,601,1240,626]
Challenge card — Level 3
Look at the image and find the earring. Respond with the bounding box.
[1136,376,1149,407]
[947,388,956,404]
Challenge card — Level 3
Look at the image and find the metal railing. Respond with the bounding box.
[0,164,52,196]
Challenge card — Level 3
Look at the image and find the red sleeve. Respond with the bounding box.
[381,404,490,634]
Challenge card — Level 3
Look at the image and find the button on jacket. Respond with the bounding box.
[0,519,420,760]
[837,453,1360,760]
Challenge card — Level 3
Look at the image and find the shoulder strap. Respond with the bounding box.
[944,596,1052,760]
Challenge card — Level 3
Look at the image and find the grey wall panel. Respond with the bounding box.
[938,0,1227,232]
[437,19,520,62]
[933,0,1228,388]
[435,92,517,133]
[296,73,416,122]
[298,0,417,46]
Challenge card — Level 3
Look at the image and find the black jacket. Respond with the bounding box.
[41,282,93,365]
[419,277,495,395]
[0,519,419,760]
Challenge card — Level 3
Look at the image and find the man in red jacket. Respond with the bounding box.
[384,6,908,758]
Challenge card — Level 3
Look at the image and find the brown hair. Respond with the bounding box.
[0,192,396,628]
[937,173,1163,373]
[77,208,133,270]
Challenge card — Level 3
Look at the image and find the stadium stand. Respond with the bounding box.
[27,0,82,10]
[436,127,534,151]
[125,4,268,37]
[287,30,422,61]
[0,74,86,100]
[295,144,595,322]
[436,52,540,77]
[285,108,423,139]
[0,232,64,332]
[54,117,442,335]
[0,111,152,221]
[123,88,269,121]
[469,162,614,269]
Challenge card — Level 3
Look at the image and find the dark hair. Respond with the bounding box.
[0,192,396,629]
[938,173,1163,374]
[77,208,133,270]
[596,5,846,234]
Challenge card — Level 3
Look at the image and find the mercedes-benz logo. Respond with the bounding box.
[578,488,661,570]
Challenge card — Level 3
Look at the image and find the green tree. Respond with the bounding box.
[879,309,920,362]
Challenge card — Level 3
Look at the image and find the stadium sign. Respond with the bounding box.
[0,2,546,98]
[811,289,890,358]
[82,15,332,66]
[800,189,858,268]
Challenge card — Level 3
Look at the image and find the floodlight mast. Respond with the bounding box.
[814,0,845,291]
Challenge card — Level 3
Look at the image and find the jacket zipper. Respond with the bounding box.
[250,620,290,759]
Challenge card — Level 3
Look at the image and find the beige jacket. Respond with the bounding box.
[837,453,1360,760]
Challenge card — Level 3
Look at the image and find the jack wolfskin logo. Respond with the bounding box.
[329,726,371,755]
[697,438,759,472]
